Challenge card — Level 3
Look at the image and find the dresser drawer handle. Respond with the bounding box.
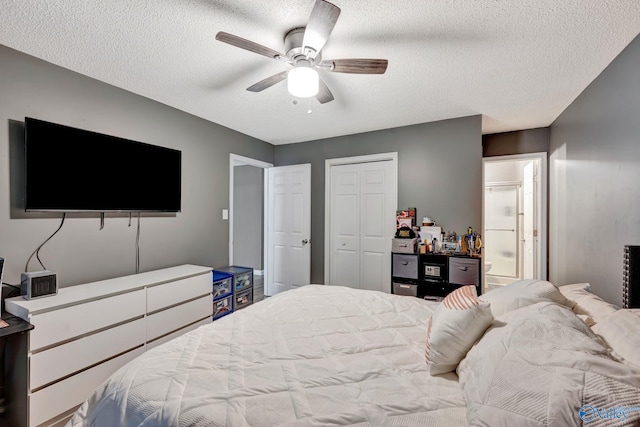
[401,261,409,265]
[457,266,468,271]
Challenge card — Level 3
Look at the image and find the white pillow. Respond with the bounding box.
[479,279,569,317]
[557,282,591,309]
[558,283,618,324]
[425,285,493,375]
[592,309,640,368]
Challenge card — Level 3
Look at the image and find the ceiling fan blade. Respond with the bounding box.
[316,78,334,104]
[246,71,288,92]
[216,31,284,60]
[302,0,341,58]
[323,59,388,74]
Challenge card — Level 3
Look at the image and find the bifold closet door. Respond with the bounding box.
[329,160,395,292]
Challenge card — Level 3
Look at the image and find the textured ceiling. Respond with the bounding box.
[1,1,640,145]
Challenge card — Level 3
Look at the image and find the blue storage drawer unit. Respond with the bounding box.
[212,270,234,320]
[213,266,254,313]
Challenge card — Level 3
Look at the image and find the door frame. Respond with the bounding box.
[482,152,548,284]
[324,152,398,284]
[228,154,273,272]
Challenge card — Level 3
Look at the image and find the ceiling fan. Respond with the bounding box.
[215,0,388,104]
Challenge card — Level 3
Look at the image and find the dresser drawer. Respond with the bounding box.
[392,254,418,279]
[29,289,146,352]
[448,257,480,286]
[147,273,211,313]
[30,318,145,390]
[393,281,419,296]
[29,347,144,427]
[146,295,211,342]
[147,317,211,350]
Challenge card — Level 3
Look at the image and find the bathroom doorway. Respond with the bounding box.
[482,153,547,291]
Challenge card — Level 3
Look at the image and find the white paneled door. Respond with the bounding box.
[329,160,395,292]
[266,164,311,297]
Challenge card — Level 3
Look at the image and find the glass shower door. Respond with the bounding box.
[484,184,519,278]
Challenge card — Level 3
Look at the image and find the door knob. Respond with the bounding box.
[302,239,310,246]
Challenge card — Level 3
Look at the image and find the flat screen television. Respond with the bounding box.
[25,117,181,212]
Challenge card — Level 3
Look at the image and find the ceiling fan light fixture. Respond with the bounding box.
[216,1,387,104]
[287,66,319,98]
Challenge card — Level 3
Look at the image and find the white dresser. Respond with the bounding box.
[5,264,213,427]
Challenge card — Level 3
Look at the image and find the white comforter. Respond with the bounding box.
[68,285,467,427]
[458,302,640,426]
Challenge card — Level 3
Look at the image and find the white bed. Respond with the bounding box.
[67,282,640,427]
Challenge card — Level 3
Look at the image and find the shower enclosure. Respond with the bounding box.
[484,183,520,282]
[483,156,542,291]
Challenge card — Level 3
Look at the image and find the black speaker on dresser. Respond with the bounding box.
[623,245,640,308]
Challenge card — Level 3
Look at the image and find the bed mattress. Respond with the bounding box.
[68,285,467,426]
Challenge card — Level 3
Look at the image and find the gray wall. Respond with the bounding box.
[549,34,640,305]
[232,165,263,270]
[275,115,483,284]
[0,45,274,288]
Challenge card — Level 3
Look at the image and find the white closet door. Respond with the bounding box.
[359,161,395,292]
[329,160,395,292]
[330,164,360,287]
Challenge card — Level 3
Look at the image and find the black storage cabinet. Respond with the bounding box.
[391,253,481,299]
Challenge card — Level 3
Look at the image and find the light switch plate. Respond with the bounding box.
[222,209,228,220]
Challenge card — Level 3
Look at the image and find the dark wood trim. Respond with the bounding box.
[483,127,550,157]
